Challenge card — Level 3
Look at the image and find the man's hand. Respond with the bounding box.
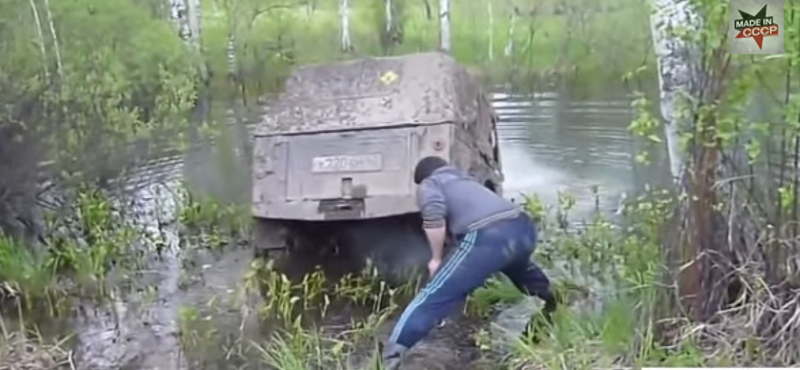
[428,258,442,277]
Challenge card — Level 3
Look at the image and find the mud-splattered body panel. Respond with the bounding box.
[252,52,503,221]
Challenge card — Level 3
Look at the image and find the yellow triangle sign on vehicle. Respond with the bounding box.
[380,70,398,85]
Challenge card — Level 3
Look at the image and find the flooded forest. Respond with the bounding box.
[1,0,800,369]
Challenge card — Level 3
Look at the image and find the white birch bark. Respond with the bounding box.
[224,0,239,77]
[28,0,49,82]
[488,1,493,61]
[186,0,208,81]
[649,0,703,181]
[340,0,351,52]
[227,34,236,76]
[504,11,516,57]
[42,0,62,79]
[186,0,201,50]
[167,0,191,41]
[304,2,314,20]
[168,0,207,80]
[439,0,450,51]
[385,0,393,33]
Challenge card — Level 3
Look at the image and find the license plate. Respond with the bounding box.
[311,154,383,173]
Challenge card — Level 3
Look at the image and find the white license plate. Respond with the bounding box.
[311,154,383,173]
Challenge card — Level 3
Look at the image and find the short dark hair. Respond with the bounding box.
[414,156,448,184]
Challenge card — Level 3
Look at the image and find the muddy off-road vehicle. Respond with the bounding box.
[251,51,504,275]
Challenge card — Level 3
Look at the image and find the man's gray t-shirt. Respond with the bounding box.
[416,166,520,236]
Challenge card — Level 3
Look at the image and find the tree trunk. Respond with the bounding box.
[487,1,493,61]
[650,0,702,181]
[422,0,432,20]
[186,0,201,49]
[439,0,450,52]
[28,0,50,82]
[649,0,705,322]
[227,33,236,77]
[223,0,239,87]
[340,0,351,52]
[42,0,62,79]
[504,11,516,58]
[650,0,759,327]
[167,0,191,41]
[168,0,207,83]
[385,0,393,33]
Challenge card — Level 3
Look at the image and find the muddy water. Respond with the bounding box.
[46,86,670,369]
[495,89,671,220]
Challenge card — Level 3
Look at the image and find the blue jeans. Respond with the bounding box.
[385,213,550,350]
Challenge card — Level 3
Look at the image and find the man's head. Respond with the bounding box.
[414,156,448,184]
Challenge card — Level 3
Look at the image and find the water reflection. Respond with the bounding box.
[492,88,670,222]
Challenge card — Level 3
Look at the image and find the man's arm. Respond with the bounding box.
[424,226,447,261]
[417,180,448,261]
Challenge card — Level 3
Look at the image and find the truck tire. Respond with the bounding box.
[251,218,289,259]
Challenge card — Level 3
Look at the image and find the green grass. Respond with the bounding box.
[466,275,525,318]
[177,181,251,245]
[0,235,57,306]
[0,186,146,311]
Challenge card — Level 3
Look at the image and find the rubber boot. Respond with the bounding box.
[380,342,407,370]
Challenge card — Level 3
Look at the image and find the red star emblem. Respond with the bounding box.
[734,5,779,50]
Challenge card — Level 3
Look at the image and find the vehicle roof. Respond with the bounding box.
[253,51,480,136]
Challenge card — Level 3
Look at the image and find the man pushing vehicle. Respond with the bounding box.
[381,156,558,369]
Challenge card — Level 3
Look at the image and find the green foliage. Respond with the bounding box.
[197,0,653,97]
[0,186,143,310]
[0,0,199,183]
[0,235,58,306]
[466,275,524,318]
[497,190,679,369]
[44,188,139,282]
[244,258,416,328]
[177,183,251,244]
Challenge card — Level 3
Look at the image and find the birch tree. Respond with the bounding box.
[27,0,49,82]
[438,0,450,51]
[487,1,493,61]
[644,0,800,357]
[375,0,404,55]
[168,0,207,82]
[648,0,709,323]
[42,0,62,79]
[650,0,703,181]
[227,24,237,78]
[648,0,773,325]
[386,0,393,33]
[340,0,351,52]
[167,0,192,41]
[504,9,516,58]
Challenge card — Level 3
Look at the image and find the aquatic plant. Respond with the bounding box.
[176,182,251,244]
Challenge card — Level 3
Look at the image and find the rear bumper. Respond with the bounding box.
[252,195,418,221]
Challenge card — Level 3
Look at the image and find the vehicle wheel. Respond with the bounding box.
[251,218,289,260]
